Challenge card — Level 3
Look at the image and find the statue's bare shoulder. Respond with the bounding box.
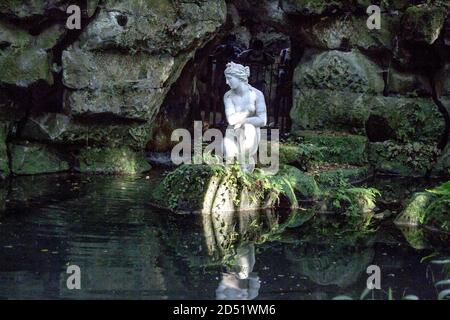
[248,86,264,99]
[224,90,233,100]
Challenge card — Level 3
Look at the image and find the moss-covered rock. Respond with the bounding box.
[21,113,153,150]
[296,131,368,165]
[61,0,226,125]
[290,89,370,133]
[397,226,430,250]
[0,46,53,87]
[394,192,431,226]
[151,164,297,214]
[387,68,431,96]
[79,0,226,54]
[315,165,372,188]
[273,140,324,170]
[0,1,70,19]
[295,49,384,94]
[62,48,190,122]
[292,88,444,143]
[10,142,69,175]
[0,21,66,87]
[398,182,449,232]
[0,123,9,177]
[77,147,151,174]
[367,96,444,144]
[401,4,448,44]
[431,145,450,176]
[281,0,352,16]
[278,165,321,199]
[368,141,440,176]
[300,15,398,51]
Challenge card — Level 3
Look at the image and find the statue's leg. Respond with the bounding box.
[240,124,259,172]
[224,128,239,165]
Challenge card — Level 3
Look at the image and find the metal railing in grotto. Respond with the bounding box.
[202,56,293,135]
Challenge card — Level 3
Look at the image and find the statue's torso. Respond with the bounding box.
[228,86,257,116]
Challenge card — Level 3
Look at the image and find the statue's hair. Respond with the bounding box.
[224,62,250,83]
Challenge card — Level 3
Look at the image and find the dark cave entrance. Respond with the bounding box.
[148,30,300,153]
[202,40,294,135]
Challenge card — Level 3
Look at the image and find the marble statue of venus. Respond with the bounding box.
[223,62,267,172]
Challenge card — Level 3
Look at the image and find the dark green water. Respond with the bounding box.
[0,173,448,300]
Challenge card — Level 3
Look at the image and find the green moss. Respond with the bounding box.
[290,90,370,133]
[0,123,9,177]
[423,181,450,231]
[394,181,449,232]
[397,226,429,250]
[368,141,440,176]
[22,113,153,150]
[0,47,53,86]
[278,141,324,170]
[316,166,371,188]
[10,143,69,175]
[0,20,31,47]
[402,4,448,44]
[284,0,351,15]
[78,146,151,175]
[278,165,321,199]
[369,96,444,143]
[152,164,225,211]
[394,192,432,226]
[296,131,368,165]
[153,164,299,213]
[328,184,380,231]
[0,21,55,86]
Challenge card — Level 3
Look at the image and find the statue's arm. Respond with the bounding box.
[243,91,267,127]
[224,94,249,126]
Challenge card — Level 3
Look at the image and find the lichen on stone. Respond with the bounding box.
[77,146,151,175]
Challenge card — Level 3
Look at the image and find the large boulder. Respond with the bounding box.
[0,123,9,177]
[387,68,431,96]
[76,146,151,174]
[299,15,398,52]
[62,0,226,123]
[395,186,450,233]
[10,142,69,175]
[294,49,385,94]
[21,113,153,150]
[366,96,444,144]
[0,21,65,87]
[400,4,448,44]
[291,89,370,133]
[150,164,297,214]
[292,74,444,144]
[297,131,368,165]
[62,48,188,121]
[291,49,384,133]
[368,141,440,176]
[0,1,72,19]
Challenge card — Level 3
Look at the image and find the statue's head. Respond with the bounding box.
[224,62,250,89]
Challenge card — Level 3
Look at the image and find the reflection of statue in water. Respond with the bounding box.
[216,244,260,300]
[223,62,267,173]
[200,209,283,300]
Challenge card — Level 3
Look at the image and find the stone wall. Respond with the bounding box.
[0,0,226,175]
[231,0,450,176]
[0,0,449,177]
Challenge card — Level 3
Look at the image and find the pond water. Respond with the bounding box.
[0,173,448,300]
